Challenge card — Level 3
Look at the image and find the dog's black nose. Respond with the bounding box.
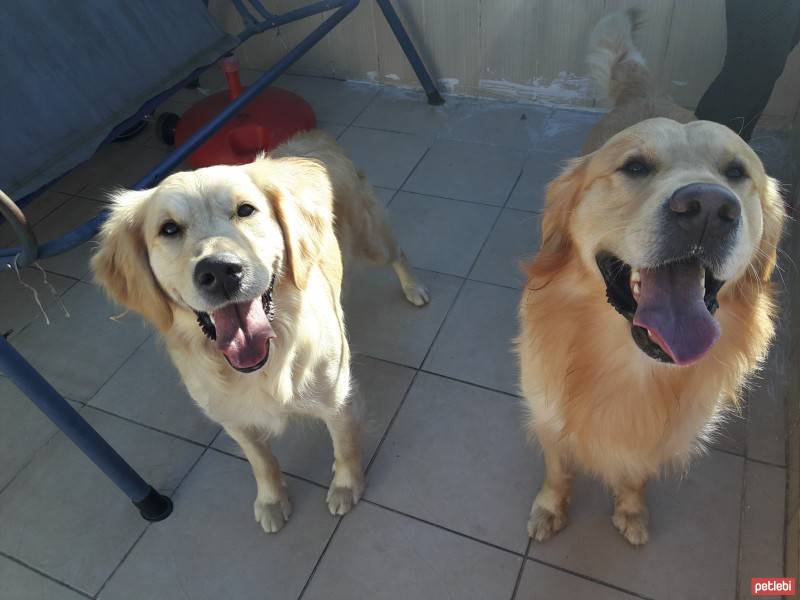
[658,182,741,264]
[194,254,244,296]
[667,183,741,235]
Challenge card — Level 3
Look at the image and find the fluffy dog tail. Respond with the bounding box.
[587,8,651,106]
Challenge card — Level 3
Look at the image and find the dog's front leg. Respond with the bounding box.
[611,476,649,546]
[528,440,572,541]
[324,405,365,516]
[224,424,292,534]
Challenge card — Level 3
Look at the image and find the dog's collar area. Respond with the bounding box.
[595,252,724,364]
[194,272,277,342]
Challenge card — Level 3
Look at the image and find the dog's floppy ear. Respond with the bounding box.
[91,189,173,331]
[753,176,786,283]
[526,155,590,282]
[247,159,334,290]
[270,186,332,289]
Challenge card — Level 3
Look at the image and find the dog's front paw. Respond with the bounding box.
[612,510,649,546]
[254,497,293,534]
[402,281,430,307]
[327,470,364,516]
[528,505,567,541]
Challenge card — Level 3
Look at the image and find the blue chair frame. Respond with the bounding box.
[0,0,441,521]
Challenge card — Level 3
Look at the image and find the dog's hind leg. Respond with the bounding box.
[528,441,572,541]
[390,250,430,307]
[611,476,649,546]
[341,178,430,306]
[225,425,292,534]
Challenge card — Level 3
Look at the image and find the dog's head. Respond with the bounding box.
[91,158,332,373]
[532,118,784,366]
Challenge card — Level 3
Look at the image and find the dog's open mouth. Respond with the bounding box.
[596,252,724,365]
[195,277,277,373]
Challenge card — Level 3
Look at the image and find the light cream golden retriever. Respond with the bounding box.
[518,10,785,545]
[92,130,429,533]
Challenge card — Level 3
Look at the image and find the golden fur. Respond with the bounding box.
[92,130,429,533]
[517,11,785,545]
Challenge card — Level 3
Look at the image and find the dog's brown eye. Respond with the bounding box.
[621,159,651,176]
[724,163,747,180]
[237,203,257,218]
[159,220,182,237]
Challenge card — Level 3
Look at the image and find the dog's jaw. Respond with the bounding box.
[194,273,278,373]
[596,252,724,365]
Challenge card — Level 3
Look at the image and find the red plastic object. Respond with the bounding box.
[175,56,316,168]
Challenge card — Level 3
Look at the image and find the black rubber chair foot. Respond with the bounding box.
[426,90,445,106]
[134,487,173,522]
[156,112,180,146]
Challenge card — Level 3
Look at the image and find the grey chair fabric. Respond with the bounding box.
[0,0,238,200]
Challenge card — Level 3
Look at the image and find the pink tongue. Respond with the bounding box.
[212,298,275,370]
[632,262,720,365]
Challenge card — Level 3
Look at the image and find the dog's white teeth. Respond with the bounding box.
[630,269,641,298]
[700,270,706,286]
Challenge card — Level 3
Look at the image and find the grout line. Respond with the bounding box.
[393,185,537,212]
[84,405,215,450]
[17,191,73,228]
[0,550,94,599]
[67,193,114,206]
[502,160,531,212]
[385,148,431,210]
[345,123,425,137]
[525,555,654,600]
[0,397,88,499]
[93,526,151,599]
[296,515,345,599]
[418,367,521,399]
[0,429,65,498]
[509,540,531,600]
[0,398,87,498]
[83,331,155,406]
[93,428,219,598]
[208,445,247,462]
[359,498,524,557]
[734,457,748,599]
[345,88,381,128]
[361,353,524,401]
[466,276,525,292]
[363,367,422,477]
[711,446,746,460]
[712,446,786,470]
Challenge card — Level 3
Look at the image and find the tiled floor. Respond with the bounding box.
[0,74,788,600]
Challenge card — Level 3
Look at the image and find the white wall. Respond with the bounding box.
[210,0,800,121]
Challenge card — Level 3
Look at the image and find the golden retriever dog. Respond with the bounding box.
[518,10,785,546]
[92,130,429,533]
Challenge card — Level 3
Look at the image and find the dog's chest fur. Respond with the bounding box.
[518,271,770,482]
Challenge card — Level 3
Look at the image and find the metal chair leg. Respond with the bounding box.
[0,337,173,521]
[374,0,445,105]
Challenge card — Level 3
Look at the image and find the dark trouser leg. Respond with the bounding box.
[695,0,800,141]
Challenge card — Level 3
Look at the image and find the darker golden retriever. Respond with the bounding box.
[518,10,785,545]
